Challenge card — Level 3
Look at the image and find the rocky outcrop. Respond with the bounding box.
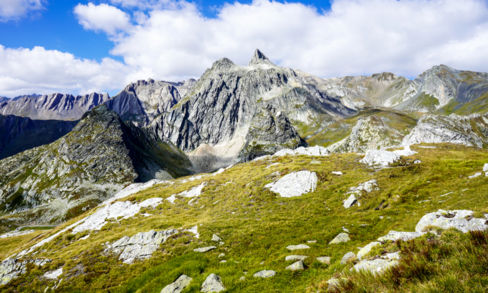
[0,114,76,159]
[402,114,488,148]
[415,209,488,233]
[265,171,318,198]
[105,229,179,264]
[0,105,192,230]
[0,93,108,120]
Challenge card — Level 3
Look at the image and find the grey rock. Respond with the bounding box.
[353,258,399,275]
[357,242,380,260]
[253,270,276,278]
[265,171,318,198]
[329,232,350,244]
[211,234,221,242]
[285,255,308,262]
[286,244,310,251]
[377,231,424,242]
[161,274,192,293]
[415,209,488,233]
[285,260,305,271]
[340,252,356,264]
[316,256,331,264]
[0,257,50,286]
[193,246,216,253]
[105,229,179,264]
[343,194,358,209]
[201,273,225,292]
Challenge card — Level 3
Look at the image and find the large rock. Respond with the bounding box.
[329,232,350,244]
[265,171,318,197]
[353,258,399,275]
[360,146,416,167]
[415,209,488,233]
[161,274,192,293]
[201,273,225,292]
[105,229,179,264]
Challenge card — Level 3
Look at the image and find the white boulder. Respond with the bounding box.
[160,274,192,293]
[415,209,488,233]
[329,232,350,244]
[286,260,305,271]
[201,273,225,292]
[286,244,310,251]
[265,171,318,198]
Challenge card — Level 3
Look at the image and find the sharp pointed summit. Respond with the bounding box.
[249,49,274,66]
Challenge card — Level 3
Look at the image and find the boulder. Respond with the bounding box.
[161,274,192,293]
[201,273,225,292]
[286,244,310,251]
[357,241,380,260]
[340,252,356,264]
[193,246,216,253]
[286,260,306,271]
[329,233,350,244]
[285,255,308,262]
[353,258,399,275]
[105,229,178,264]
[415,209,488,233]
[253,270,276,278]
[316,256,331,264]
[265,171,318,197]
[343,194,358,209]
[211,234,222,242]
[43,267,63,280]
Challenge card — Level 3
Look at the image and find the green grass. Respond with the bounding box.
[1,144,488,292]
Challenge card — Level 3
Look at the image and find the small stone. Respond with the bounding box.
[286,260,305,271]
[218,253,225,258]
[414,160,422,164]
[253,270,276,278]
[160,274,192,293]
[310,160,321,165]
[193,246,216,253]
[483,163,488,172]
[285,255,308,262]
[239,276,246,281]
[331,171,343,176]
[211,234,221,242]
[307,240,317,244]
[340,252,356,264]
[343,194,358,208]
[469,172,482,179]
[329,233,350,244]
[220,260,227,263]
[353,258,399,275]
[286,244,310,250]
[43,267,63,280]
[316,256,331,264]
[201,273,225,292]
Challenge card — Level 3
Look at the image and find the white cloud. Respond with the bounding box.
[0,0,45,21]
[107,0,488,80]
[0,45,130,97]
[74,2,131,35]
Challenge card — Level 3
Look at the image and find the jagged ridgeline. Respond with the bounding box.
[0,105,192,231]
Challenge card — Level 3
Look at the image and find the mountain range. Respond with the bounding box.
[0,50,488,292]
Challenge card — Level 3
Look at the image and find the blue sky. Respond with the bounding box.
[0,0,487,97]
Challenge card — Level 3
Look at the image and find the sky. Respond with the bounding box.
[0,0,487,97]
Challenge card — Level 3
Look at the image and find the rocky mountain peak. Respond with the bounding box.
[210,57,235,72]
[249,49,274,66]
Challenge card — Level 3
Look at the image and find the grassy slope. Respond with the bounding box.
[1,144,488,292]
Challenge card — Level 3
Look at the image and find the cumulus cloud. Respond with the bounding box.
[74,2,131,35]
[0,0,45,21]
[0,45,130,97]
[107,0,488,80]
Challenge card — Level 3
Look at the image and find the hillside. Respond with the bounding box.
[1,143,487,292]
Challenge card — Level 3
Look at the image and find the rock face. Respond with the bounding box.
[0,105,192,230]
[201,273,225,292]
[239,104,307,161]
[147,49,354,171]
[105,229,179,264]
[160,274,192,293]
[402,114,488,148]
[0,92,108,120]
[0,114,77,159]
[106,79,196,127]
[265,171,318,198]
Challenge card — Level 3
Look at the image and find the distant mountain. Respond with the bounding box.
[105,79,196,127]
[0,115,77,160]
[0,92,109,120]
[0,105,192,230]
[146,49,355,171]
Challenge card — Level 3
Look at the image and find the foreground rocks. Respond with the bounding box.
[253,270,276,278]
[161,274,192,293]
[201,274,225,292]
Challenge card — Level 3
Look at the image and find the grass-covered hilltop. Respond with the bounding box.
[1,50,488,292]
[1,143,488,292]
